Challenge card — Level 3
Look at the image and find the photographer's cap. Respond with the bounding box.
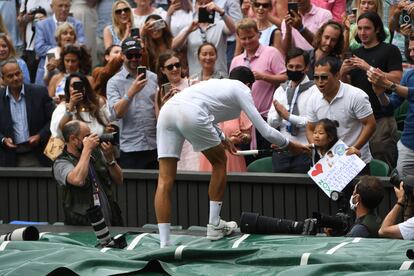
[122,38,142,53]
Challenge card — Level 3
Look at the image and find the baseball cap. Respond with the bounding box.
[121,38,142,53]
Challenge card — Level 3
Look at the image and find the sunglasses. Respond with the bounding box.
[253,2,271,9]
[115,7,130,15]
[125,52,141,59]
[313,75,329,81]
[164,62,181,71]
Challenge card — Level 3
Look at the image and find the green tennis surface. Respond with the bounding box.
[1,228,414,275]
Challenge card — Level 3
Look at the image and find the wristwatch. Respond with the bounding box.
[388,82,397,92]
[107,160,117,167]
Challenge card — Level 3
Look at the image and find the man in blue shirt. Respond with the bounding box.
[0,59,55,167]
[106,38,158,169]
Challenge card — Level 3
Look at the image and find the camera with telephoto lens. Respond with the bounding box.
[389,170,414,194]
[0,226,39,242]
[240,211,351,236]
[86,205,126,249]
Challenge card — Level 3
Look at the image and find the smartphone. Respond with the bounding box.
[352,8,357,16]
[344,51,353,60]
[130,28,140,38]
[180,0,191,11]
[46,53,55,60]
[161,83,171,95]
[73,81,84,92]
[152,19,166,30]
[401,10,412,25]
[137,66,146,79]
[287,2,298,16]
[198,7,215,24]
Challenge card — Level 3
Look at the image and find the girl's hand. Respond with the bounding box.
[346,146,361,157]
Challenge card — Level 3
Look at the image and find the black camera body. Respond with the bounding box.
[389,170,414,194]
[99,132,119,145]
[401,10,412,25]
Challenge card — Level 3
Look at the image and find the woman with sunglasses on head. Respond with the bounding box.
[155,50,199,170]
[172,0,236,77]
[141,14,173,73]
[103,0,135,49]
[50,72,113,139]
[0,33,30,85]
[48,44,93,104]
[133,0,167,29]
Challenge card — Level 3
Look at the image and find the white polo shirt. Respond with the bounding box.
[307,81,373,163]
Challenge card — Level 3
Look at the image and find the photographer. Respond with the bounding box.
[378,182,414,240]
[345,176,384,238]
[53,120,124,226]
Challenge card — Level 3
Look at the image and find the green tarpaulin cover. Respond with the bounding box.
[0,230,413,275]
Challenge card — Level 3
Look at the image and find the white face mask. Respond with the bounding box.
[349,194,359,211]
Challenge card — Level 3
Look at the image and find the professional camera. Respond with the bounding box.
[389,170,414,194]
[86,206,126,249]
[240,211,351,236]
[98,132,119,145]
[27,6,47,16]
[0,226,39,242]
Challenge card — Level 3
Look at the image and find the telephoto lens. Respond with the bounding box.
[0,226,39,242]
[99,132,118,145]
[240,212,304,234]
[389,171,414,193]
[86,206,112,247]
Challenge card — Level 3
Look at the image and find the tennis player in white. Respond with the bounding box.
[155,66,311,247]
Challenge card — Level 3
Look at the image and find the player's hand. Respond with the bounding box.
[221,137,237,155]
[287,140,312,155]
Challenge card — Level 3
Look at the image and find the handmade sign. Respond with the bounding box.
[308,140,366,197]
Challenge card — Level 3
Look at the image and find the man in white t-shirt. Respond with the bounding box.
[155,66,311,248]
[306,56,376,172]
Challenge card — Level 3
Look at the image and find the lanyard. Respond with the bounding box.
[88,164,101,206]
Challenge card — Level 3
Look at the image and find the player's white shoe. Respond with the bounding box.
[207,219,238,240]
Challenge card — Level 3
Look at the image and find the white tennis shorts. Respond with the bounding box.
[157,99,221,159]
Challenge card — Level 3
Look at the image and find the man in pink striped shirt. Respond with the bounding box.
[230,18,286,157]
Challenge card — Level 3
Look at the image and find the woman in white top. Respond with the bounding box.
[172,0,236,77]
[155,50,199,171]
[133,0,167,29]
[50,72,112,139]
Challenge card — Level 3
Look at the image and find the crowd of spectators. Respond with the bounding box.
[1,0,414,238]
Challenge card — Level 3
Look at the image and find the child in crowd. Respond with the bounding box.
[311,118,341,165]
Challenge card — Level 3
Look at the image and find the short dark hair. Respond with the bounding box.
[314,118,339,151]
[0,57,19,78]
[355,176,384,210]
[58,44,91,75]
[229,66,255,85]
[312,20,344,56]
[62,120,81,143]
[355,12,386,44]
[314,56,342,75]
[286,47,310,67]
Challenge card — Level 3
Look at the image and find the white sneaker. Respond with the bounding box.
[207,219,238,240]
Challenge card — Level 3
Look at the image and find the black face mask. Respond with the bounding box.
[287,70,305,82]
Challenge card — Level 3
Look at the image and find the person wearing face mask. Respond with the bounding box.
[344,175,384,238]
[53,120,124,226]
[267,47,317,173]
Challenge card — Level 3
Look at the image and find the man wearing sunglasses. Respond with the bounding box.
[106,38,159,170]
[306,56,376,175]
[155,66,311,248]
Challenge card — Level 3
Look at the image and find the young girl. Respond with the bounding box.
[311,118,340,166]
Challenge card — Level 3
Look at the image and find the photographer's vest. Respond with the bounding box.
[56,149,123,226]
[357,213,382,238]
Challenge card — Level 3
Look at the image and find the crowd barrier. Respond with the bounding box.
[0,168,396,227]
